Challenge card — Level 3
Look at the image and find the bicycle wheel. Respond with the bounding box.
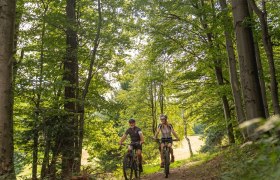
[123,154,133,180]
[133,157,141,179]
[164,148,170,178]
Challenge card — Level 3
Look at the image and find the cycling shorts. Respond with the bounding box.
[130,142,142,150]
[161,137,172,144]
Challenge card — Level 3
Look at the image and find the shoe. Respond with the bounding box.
[160,162,164,168]
[171,155,174,163]
[139,164,143,172]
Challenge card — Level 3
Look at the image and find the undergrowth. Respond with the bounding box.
[221,139,280,180]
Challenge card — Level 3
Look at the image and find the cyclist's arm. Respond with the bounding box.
[119,134,127,145]
[139,131,144,144]
[154,128,160,139]
[171,129,180,140]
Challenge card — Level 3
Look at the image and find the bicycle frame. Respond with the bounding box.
[122,142,141,180]
[154,138,178,178]
[161,141,171,178]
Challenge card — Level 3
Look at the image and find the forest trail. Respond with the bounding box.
[141,136,221,180]
[142,155,222,180]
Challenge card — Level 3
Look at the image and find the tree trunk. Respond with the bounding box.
[159,82,164,114]
[152,81,158,133]
[74,0,102,172]
[13,0,24,78]
[254,40,269,118]
[62,0,78,178]
[248,0,280,115]
[216,68,235,144]
[199,0,235,144]
[182,110,193,157]
[41,137,50,179]
[150,81,157,134]
[32,4,48,178]
[49,138,61,180]
[0,0,16,179]
[230,0,265,139]
[32,124,39,180]
[219,0,248,140]
[247,2,270,119]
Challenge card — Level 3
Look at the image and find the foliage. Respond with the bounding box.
[221,116,280,179]
[221,141,280,180]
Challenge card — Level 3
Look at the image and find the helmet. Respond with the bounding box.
[160,114,167,120]
[128,118,136,123]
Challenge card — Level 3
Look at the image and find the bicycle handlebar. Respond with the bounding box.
[120,142,142,146]
[151,137,180,142]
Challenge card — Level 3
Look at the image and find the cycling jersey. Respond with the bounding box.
[158,124,173,139]
[125,126,142,143]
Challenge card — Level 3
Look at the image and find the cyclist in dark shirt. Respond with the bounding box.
[119,119,144,172]
[154,114,180,168]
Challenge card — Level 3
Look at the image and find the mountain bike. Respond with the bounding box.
[121,142,141,180]
[154,138,179,178]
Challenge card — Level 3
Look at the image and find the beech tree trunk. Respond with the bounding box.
[230,0,265,139]
[247,2,270,118]
[62,0,78,178]
[219,0,248,140]
[0,0,16,179]
[254,40,270,118]
[248,0,280,115]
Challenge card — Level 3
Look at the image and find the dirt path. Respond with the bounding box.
[142,156,222,180]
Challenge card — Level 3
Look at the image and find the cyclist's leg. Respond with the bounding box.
[136,148,142,165]
[167,143,175,162]
[136,149,143,172]
[127,145,133,155]
[160,143,165,167]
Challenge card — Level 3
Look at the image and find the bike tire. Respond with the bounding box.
[133,159,141,179]
[123,154,133,180]
[164,148,170,178]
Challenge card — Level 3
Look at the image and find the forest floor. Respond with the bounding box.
[141,155,222,180]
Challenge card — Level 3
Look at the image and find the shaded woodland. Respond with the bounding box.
[1,0,280,179]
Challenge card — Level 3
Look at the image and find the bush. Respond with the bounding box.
[221,140,280,180]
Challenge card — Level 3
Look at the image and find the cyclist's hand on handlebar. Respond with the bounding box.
[151,136,160,142]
